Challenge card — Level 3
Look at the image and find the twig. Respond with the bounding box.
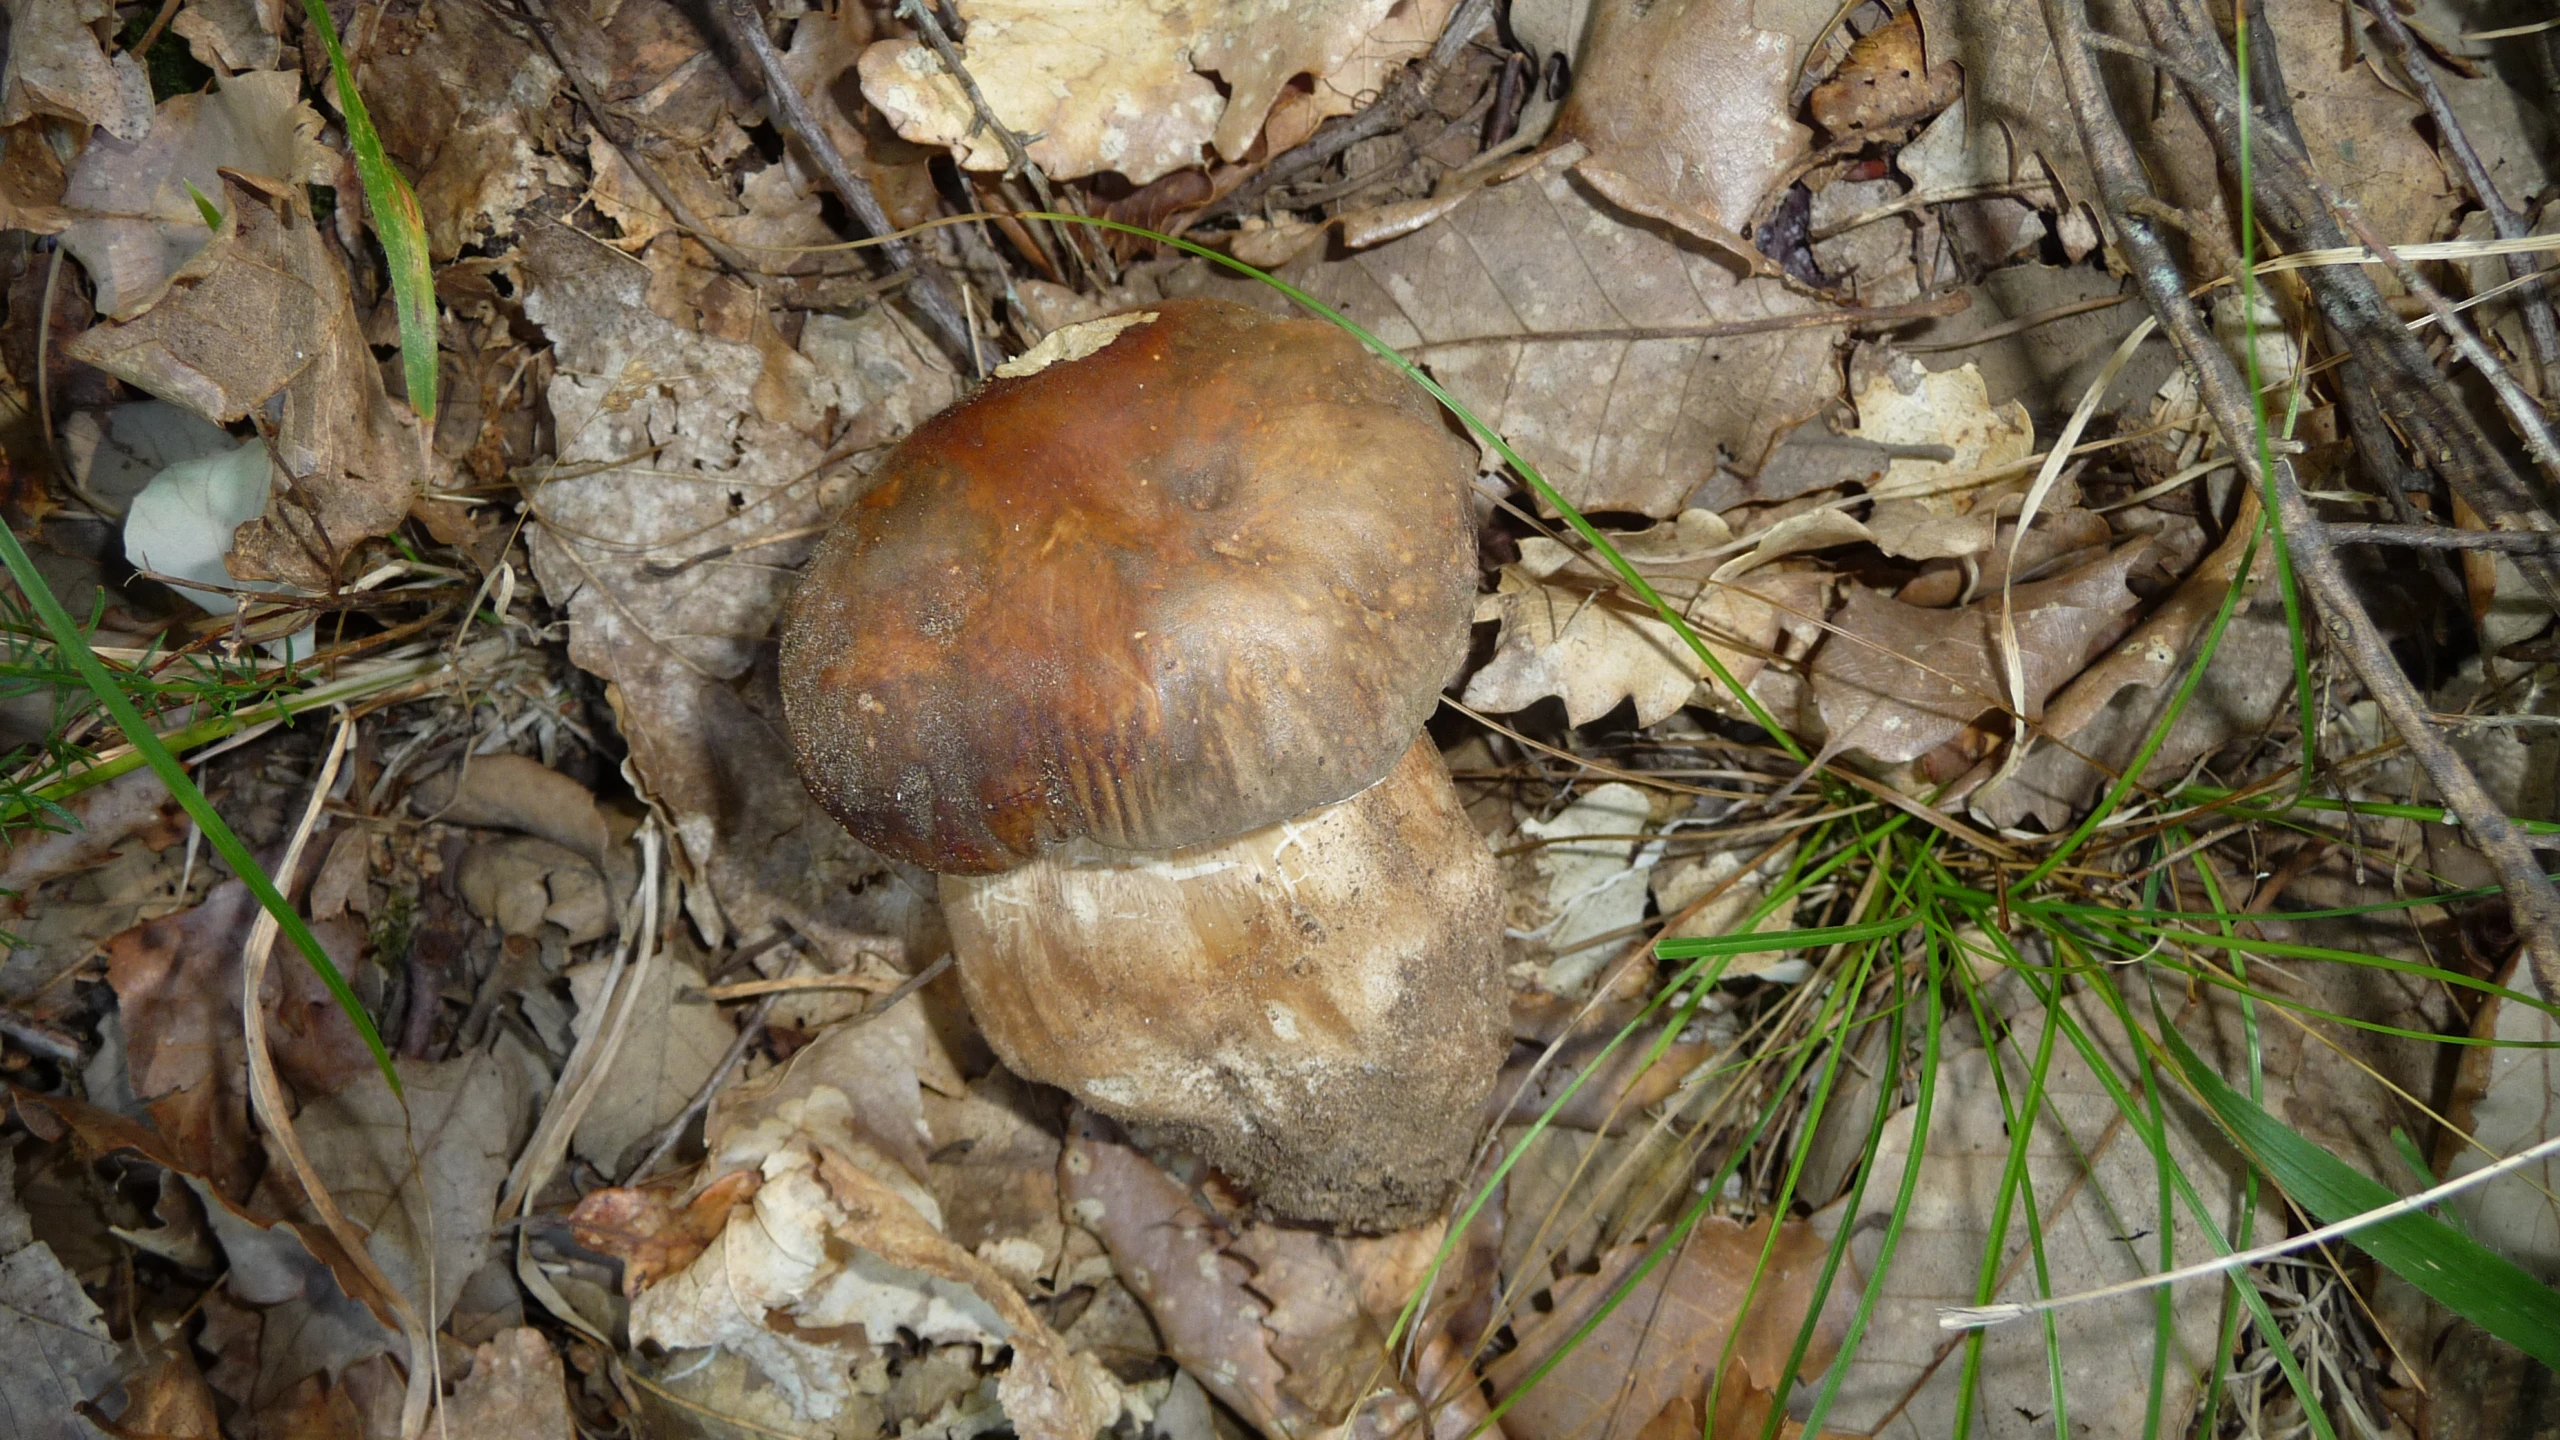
[2356,0,2560,387]
[2101,6,2560,614]
[2327,523,2560,554]
[240,714,438,1439]
[714,0,975,364]
[892,0,1103,289]
[1398,293,1970,355]
[2040,0,2560,1001]
[0,1005,84,1064]
[1199,0,1498,226]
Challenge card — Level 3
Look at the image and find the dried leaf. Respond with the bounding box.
[441,1328,575,1440]
[571,1171,762,1296]
[1468,556,1825,728]
[1811,542,2148,765]
[1060,1112,1449,1440]
[1517,783,1657,995]
[0,1158,121,1438]
[64,174,432,589]
[1488,1215,1846,1440]
[519,219,956,957]
[2444,954,2560,1278]
[1849,345,2035,545]
[0,765,173,898]
[275,1048,538,1334]
[170,0,283,73]
[1557,0,1821,252]
[1908,0,2093,213]
[104,879,374,1205]
[58,72,334,319]
[857,0,1445,184]
[1811,990,2262,1440]
[564,954,732,1176]
[352,0,564,259]
[635,1113,1118,1436]
[0,0,152,141]
[1176,160,1843,517]
[1809,8,1962,140]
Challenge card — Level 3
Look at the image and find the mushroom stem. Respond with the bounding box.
[942,739,1506,1230]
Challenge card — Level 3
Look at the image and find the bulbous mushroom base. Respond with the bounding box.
[940,739,1505,1230]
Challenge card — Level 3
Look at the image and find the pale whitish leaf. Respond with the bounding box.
[1468,558,1821,729]
[1813,990,2262,1440]
[58,71,333,318]
[1520,783,1655,994]
[1849,345,2036,560]
[2444,958,2560,1281]
[566,956,732,1177]
[858,0,1444,183]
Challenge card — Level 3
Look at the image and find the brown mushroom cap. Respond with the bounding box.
[780,298,1478,874]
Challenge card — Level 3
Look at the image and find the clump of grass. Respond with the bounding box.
[1017,213,2560,1438]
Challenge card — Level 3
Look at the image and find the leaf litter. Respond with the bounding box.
[2,0,2555,1437]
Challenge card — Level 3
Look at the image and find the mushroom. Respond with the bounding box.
[779,298,1504,1228]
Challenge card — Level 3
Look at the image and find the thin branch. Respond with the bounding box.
[2356,0,2560,387]
[1198,0,1498,226]
[2042,0,2560,1002]
[1398,293,1971,355]
[715,0,976,366]
[2326,523,2560,554]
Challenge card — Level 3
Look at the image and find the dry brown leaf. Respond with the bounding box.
[170,0,282,73]
[65,174,432,589]
[411,752,618,868]
[1908,0,2092,216]
[564,952,732,1176]
[1261,0,1461,156]
[0,0,152,141]
[1059,1111,1459,1440]
[570,1170,762,1296]
[103,878,373,1205]
[1175,159,1843,517]
[858,0,1444,184]
[1809,8,1962,140]
[58,71,335,318]
[1557,0,1823,255]
[271,1049,537,1336]
[1467,540,1827,727]
[352,0,565,259]
[705,1000,942,1193]
[1811,542,2149,765]
[0,765,174,900]
[924,1071,1067,1296]
[0,1157,122,1438]
[1492,1020,1722,1134]
[1811,989,2261,1440]
[1487,1215,1848,1440]
[441,1328,575,1440]
[518,219,955,958]
[102,1335,224,1439]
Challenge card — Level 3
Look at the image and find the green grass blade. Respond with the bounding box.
[0,522,398,1091]
[2158,1023,2560,1369]
[301,0,436,422]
